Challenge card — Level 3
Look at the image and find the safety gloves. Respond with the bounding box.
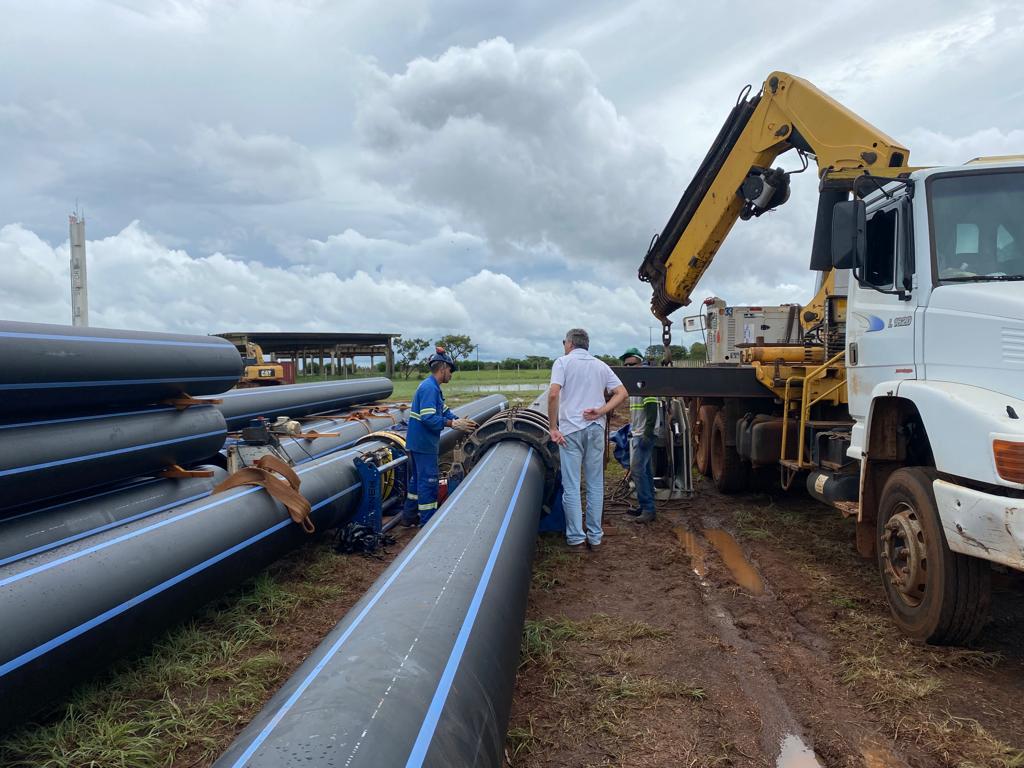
[451,418,478,433]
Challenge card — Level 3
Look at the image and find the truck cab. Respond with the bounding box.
[842,161,1024,641]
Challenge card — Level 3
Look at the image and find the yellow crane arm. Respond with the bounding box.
[638,71,911,321]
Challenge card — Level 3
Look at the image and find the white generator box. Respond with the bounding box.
[691,299,801,364]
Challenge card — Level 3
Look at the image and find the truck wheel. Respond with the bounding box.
[710,411,748,493]
[876,467,991,645]
[694,405,718,477]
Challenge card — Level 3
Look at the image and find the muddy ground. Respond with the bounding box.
[507,467,1024,768]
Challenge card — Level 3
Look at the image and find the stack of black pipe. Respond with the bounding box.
[0,320,243,516]
[0,318,506,728]
[0,396,506,728]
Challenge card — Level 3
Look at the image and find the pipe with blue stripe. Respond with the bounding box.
[216,378,394,430]
[0,405,227,513]
[0,468,226,569]
[0,320,242,419]
[0,407,411,571]
[0,395,506,729]
[214,403,547,768]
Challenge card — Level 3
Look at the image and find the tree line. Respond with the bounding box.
[390,335,708,379]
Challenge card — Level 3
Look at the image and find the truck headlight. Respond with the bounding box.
[993,440,1024,484]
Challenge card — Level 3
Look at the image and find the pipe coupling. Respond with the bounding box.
[458,407,560,510]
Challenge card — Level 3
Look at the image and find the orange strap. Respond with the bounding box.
[213,455,315,533]
[162,393,223,409]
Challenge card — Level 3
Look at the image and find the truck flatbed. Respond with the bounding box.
[612,364,772,399]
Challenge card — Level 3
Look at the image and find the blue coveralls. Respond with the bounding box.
[403,376,456,525]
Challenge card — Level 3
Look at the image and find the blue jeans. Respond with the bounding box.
[559,422,606,545]
[403,451,439,524]
[630,435,655,514]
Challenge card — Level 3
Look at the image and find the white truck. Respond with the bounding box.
[622,70,1024,644]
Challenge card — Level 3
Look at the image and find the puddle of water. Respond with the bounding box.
[673,527,708,577]
[777,734,824,768]
[672,527,763,594]
[451,383,545,392]
[704,528,765,595]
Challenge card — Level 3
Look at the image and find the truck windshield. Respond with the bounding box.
[929,170,1024,283]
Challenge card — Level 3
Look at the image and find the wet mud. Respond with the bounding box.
[509,467,1024,767]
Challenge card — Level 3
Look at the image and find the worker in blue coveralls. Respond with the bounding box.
[402,347,478,526]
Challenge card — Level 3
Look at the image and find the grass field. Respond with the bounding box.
[294,367,552,403]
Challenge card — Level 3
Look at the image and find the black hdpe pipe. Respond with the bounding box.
[0,408,409,570]
[0,467,226,568]
[0,320,242,420]
[216,379,394,430]
[215,400,551,768]
[0,406,227,514]
[0,395,506,729]
[278,408,407,466]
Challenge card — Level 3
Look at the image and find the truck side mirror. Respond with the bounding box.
[831,200,866,271]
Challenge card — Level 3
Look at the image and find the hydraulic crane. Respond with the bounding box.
[624,71,1024,645]
[639,71,909,332]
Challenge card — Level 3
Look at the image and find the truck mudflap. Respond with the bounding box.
[934,479,1024,570]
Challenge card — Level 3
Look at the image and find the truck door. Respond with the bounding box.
[846,197,918,424]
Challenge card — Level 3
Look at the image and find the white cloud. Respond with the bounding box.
[355,37,681,272]
[284,224,491,281]
[902,127,1024,167]
[182,123,322,204]
[3,1,1023,361]
[0,221,655,357]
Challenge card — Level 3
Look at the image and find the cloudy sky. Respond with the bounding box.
[2,0,1022,358]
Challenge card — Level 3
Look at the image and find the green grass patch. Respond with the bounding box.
[585,674,706,704]
[297,368,552,402]
[520,613,670,681]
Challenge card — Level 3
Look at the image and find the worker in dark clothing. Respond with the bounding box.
[402,347,477,526]
[620,347,659,523]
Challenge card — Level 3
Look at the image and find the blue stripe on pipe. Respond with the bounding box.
[0,448,362,588]
[218,380,376,399]
[223,396,388,423]
[0,484,363,679]
[404,447,534,767]
[0,330,230,348]
[0,519,288,677]
[225,449,500,768]
[0,376,239,391]
[0,429,227,477]
[0,406,177,431]
[0,479,163,524]
[0,490,215,569]
[0,479,162,528]
[295,438,360,465]
[0,415,371,563]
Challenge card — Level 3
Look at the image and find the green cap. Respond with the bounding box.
[619,347,643,361]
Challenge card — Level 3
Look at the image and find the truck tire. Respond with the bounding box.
[694,405,718,477]
[876,467,991,645]
[711,410,748,493]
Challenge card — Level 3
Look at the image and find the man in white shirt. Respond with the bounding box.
[548,328,628,551]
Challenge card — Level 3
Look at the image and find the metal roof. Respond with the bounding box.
[215,331,398,355]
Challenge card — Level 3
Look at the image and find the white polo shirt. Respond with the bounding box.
[550,348,623,436]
